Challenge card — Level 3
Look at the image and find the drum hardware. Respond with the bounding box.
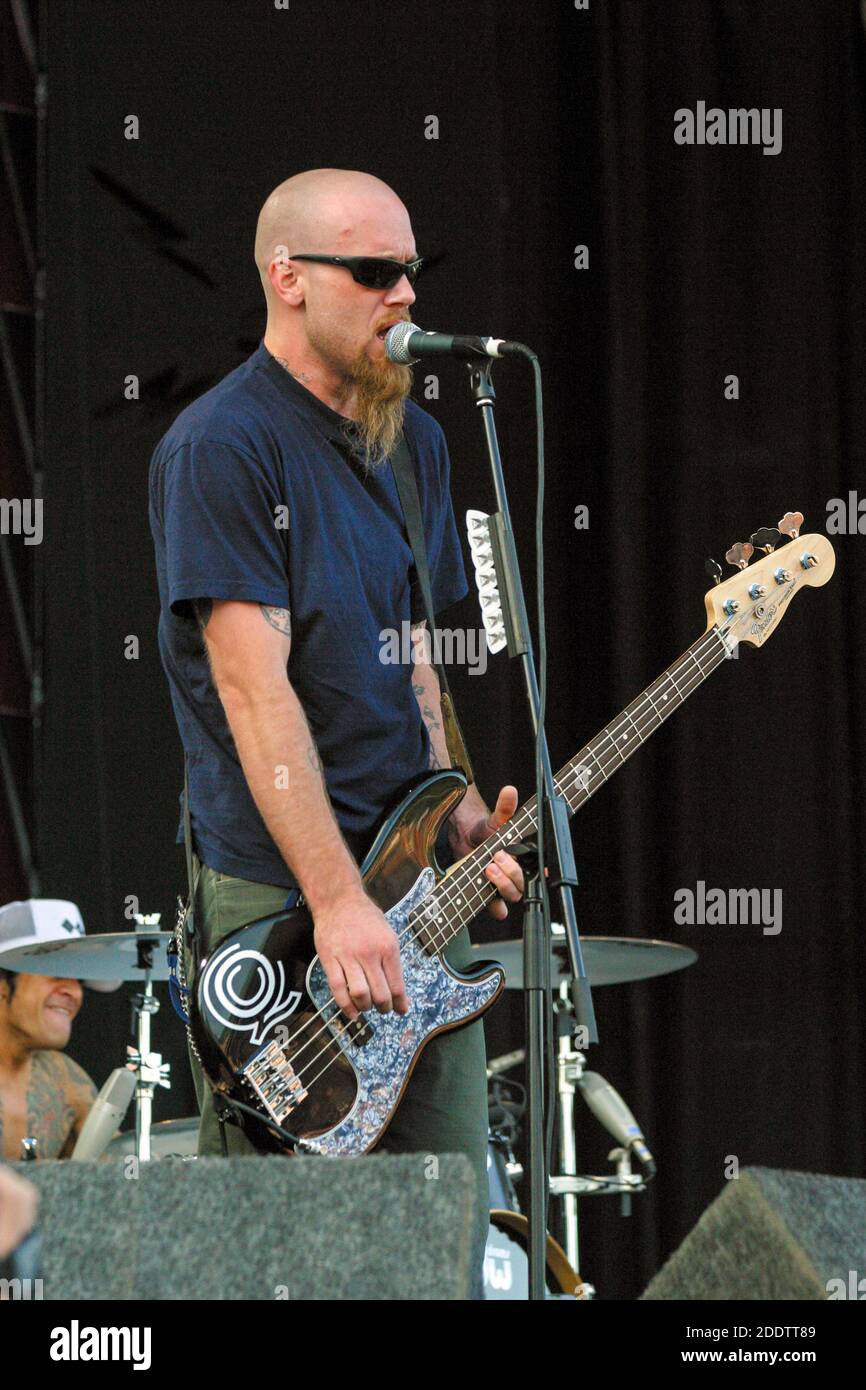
[486,1133,521,1215]
[549,1157,646,1200]
[553,985,583,1270]
[127,915,171,1163]
[105,1116,199,1161]
[480,928,694,1283]
[486,1073,525,1214]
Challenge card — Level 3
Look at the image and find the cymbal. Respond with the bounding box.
[471,933,697,989]
[0,930,173,982]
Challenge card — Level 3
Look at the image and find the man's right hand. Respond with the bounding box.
[313,890,409,1020]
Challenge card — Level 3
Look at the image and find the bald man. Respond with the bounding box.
[148,169,524,1293]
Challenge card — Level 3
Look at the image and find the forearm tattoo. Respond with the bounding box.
[412,680,442,735]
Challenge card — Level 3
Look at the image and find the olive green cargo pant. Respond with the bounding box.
[184,858,490,1297]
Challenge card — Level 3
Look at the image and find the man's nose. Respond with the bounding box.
[54,977,83,1001]
[385,274,416,307]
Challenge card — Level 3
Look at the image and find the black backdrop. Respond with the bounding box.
[39,0,865,1298]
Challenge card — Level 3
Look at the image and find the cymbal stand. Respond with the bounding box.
[128,914,171,1163]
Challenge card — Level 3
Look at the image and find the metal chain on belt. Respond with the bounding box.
[173,893,203,1067]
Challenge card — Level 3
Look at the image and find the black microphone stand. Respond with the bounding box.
[465,355,598,1299]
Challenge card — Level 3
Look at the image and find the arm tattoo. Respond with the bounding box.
[306,742,324,775]
[260,605,292,638]
[413,679,448,770]
[22,1052,95,1161]
[412,681,442,734]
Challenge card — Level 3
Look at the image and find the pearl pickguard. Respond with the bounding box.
[300,868,502,1155]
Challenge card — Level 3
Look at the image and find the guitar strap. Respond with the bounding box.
[390,432,475,785]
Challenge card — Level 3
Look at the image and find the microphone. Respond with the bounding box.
[577,1070,657,1175]
[70,1066,137,1162]
[384,321,522,365]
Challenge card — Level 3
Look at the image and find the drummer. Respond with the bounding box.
[0,900,116,1161]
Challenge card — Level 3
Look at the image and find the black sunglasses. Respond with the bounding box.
[288,253,424,289]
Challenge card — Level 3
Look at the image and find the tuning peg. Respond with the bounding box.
[778,511,804,539]
[704,558,722,586]
[750,527,781,554]
[725,541,754,570]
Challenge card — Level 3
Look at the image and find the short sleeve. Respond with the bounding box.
[409,426,469,623]
[156,438,290,618]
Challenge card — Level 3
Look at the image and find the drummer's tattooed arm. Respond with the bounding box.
[28,1053,97,1160]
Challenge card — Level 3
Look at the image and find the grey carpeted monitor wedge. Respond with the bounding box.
[642,1167,866,1300]
[13,1153,476,1300]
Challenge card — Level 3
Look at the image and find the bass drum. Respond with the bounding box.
[483,1212,587,1300]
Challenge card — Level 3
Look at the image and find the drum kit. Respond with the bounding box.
[477,925,697,1299]
[2,915,696,1300]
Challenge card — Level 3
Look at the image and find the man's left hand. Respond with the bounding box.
[448,784,524,922]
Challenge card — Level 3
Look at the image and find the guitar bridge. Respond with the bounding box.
[243,1039,308,1124]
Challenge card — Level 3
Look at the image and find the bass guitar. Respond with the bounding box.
[190,522,834,1155]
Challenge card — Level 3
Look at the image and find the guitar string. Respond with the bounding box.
[268,626,729,1092]
[287,629,731,1096]
[417,626,731,946]
[389,625,725,958]
[265,625,733,1089]
[262,624,732,1102]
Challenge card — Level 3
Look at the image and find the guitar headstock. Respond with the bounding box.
[704,521,835,650]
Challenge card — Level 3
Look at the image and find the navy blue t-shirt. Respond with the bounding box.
[148,342,468,888]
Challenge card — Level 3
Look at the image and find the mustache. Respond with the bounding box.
[374,314,412,339]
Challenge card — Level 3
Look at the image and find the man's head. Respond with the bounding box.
[0,970,83,1051]
[255,169,417,466]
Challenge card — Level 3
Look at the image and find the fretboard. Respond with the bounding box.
[411,625,731,952]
